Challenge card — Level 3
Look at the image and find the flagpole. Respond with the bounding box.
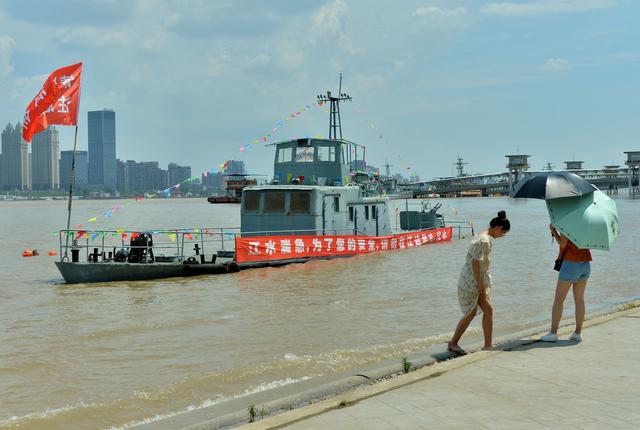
[64,125,79,259]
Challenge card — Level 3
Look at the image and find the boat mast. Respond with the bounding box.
[384,159,393,178]
[317,73,353,165]
[453,155,468,177]
[317,73,352,140]
[64,125,79,260]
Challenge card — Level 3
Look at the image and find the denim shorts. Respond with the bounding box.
[559,260,591,282]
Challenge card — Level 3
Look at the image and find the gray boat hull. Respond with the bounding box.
[55,261,229,284]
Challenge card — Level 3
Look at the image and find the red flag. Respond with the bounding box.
[22,62,83,142]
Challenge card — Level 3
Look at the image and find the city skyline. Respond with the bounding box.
[0,1,638,180]
[1,118,258,194]
[0,118,200,193]
[0,113,634,193]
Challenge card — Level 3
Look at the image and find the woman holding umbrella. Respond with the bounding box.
[540,226,591,343]
[511,170,619,343]
[447,211,510,355]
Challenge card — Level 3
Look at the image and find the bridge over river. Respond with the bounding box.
[402,153,640,198]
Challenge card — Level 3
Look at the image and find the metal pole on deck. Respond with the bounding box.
[64,125,79,259]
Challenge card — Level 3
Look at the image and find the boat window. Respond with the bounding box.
[243,191,260,211]
[365,206,369,220]
[295,147,314,163]
[372,205,377,219]
[317,146,336,162]
[277,147,292,163]
[290,192,310,214]
[264,192,286,213]
[349,206,354,222]
[333,196,339,212]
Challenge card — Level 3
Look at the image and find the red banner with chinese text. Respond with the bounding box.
[22,62,83,142]
[235,227,453,263]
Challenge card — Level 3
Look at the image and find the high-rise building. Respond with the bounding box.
[123,160,167,193]
[138,161,165,192]
[224,160,246,176]
[168,162,191,185]
[1,122,31,190]
[60,150,88,189]
[116,159,126,193]
[32,126,60,190]
[124,160,137,193]
[88,109,116,188]
[202,171,224,190]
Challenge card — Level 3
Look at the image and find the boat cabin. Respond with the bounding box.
[242,137,389,237]
[241,185,390,237]
[272,138,360,186]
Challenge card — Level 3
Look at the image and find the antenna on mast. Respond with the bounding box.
[453,155,468,177]
[317,73,352,140]
[383,158,393,178]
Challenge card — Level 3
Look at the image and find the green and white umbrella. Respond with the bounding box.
[546,189,619,251]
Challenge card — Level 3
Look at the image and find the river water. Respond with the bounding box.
[1,196,638,429]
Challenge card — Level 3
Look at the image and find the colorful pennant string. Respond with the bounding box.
[53,99,422,236]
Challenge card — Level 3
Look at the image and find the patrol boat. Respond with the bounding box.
[55,81,468,283]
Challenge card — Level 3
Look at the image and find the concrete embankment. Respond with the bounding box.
[137,300,640,430]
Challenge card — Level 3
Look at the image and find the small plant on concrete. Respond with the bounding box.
[402,356,413,373]
[248,405,256,423]
[619,302,638,311]
[260,408,267,419]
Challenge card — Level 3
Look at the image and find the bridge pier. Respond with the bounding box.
[505,154,530,197]
[564,160,584,171]
[625,152,640,199]
[603,165,620,195]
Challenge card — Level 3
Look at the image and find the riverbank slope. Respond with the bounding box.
[243,302,640,429]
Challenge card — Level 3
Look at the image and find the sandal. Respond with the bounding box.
[447,342,467,356]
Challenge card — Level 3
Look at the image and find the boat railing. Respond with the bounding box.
[446,220,475,239]
[392,199,474,239]
[238,228,366,237]
[57,227,372,263]
[58,222,470,264]
[58,228,242,263]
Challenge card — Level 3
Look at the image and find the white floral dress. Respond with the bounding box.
[457,232,492,316]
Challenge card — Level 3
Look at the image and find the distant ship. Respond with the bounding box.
[372,160,417,200]
[207,174,257,204]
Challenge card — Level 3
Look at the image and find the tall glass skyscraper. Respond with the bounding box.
[60,150,88,189]
[88,109,116,188]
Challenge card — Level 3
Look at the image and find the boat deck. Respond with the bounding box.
[55,222,473,284]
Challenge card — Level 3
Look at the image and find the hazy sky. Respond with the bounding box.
[0,0,638,179]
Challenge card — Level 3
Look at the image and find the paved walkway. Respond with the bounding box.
[244,307,640,430]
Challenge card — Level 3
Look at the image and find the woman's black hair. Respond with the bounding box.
[489,210,510,231]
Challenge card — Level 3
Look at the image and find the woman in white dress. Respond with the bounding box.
[447,210,510,355]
